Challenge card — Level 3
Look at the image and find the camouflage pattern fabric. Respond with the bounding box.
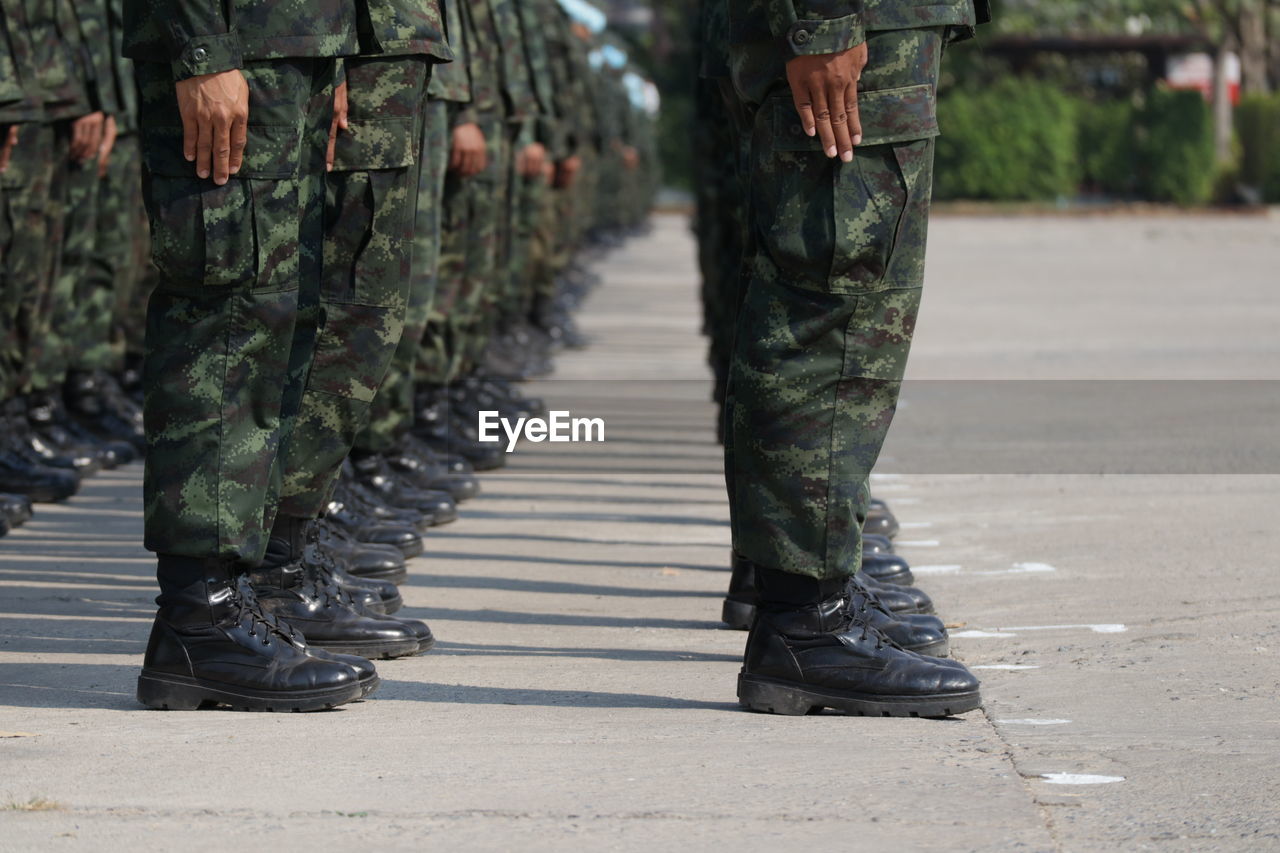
[353,96,451,454]
[422,110,506,383]
[724,26,944,581]
[275,55,431,518]
[0,123,55,397]
[138,58,335,562]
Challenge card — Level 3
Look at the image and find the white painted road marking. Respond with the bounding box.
[895,539,940,547]
[911,564,963,575]
[1040,773,1124,785]
[1003,624,1127,634]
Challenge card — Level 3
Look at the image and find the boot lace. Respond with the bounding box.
[232,576,302,646]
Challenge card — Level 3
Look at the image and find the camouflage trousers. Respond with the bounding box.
[0,122,55,399]
[79,132,147,373]
[276,55,431,517]
[353,96,451,455]
[503,124,548,323]
[139,58,336,562]
[725,27,943,581]
[420,113,508,383]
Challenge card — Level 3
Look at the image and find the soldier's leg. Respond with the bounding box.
[274,56,430,523]
[729,28,980,717]
[138,58,328,564]
[354,97,451,461]
[58,132,147,455]
[134,58,368,712]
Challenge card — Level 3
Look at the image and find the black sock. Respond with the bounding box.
[755,566,846,607]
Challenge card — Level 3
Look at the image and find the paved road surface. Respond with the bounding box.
[2,212,1278,851]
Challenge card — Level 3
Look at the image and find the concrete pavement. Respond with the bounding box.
[2,212,1278,851]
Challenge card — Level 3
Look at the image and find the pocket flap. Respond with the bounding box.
[331,116,418,171]
[771,83,939,150]
[142,123,303,179]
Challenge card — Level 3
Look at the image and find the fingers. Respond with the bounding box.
[474,146,488,174]
[828,79,852,162]
[326,114,340,172]
[70,120,90,162]
[195,115,213,180]
[809,85,837,159]
[211,112,233,184]
[448,141,463,173]
[182,110,197,164]
[229,114,247,176]
[846,84,862,149]
[789,76,816,140]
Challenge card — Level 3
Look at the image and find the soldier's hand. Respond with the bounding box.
[0,125,17,174]
[176,69,249,185]
[516,142,547,179]
[449,122,487,177]
[785,43,867,163]
[70,111,106,164]
[554,154,582,189]
[97,115,119,178]
[620,145,639,171]
[327,80,349,172]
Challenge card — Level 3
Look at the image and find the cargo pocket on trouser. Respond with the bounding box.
[278,152,415,516]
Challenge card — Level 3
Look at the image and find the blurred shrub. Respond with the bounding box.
[935,78,1080,200]
[1078,98,1136,196]
[1133,88,1215,206]
[1235,93,1280,202]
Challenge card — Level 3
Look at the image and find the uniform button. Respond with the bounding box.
[792,29,810,45]
[193,47,208,61]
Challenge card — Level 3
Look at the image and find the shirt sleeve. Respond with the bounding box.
[146,0,245,80]
[772,0,865,57]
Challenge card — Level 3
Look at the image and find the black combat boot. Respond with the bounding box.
[248,561,421,660]
[722,555,946,653]
[3,397,100,476]
[0,423,80,502]
[137,556,365,711]
[863,533,894,555]
[384,434,481,502]
[0,493,33,527]
[723,551,933,628]
[737,568,981,718]
[347,455,457,525]
[864,499,899,539]
[862,552,914,586]
[27,390,134,468]
[312,517,409,585]
[63,370,146,452]
[860,571,933,614]
[266,515,400,616]
[323,497,424,558]
[299,544,430,650]
[413,386,505,471]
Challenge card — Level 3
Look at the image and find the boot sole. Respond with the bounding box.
[137,671,363,712]
[381,592,404,615]
[738,674,980,718]
[905,638,950,658]
[417,636,436,654]
[306,637,422,660]
[358,675,381,699]
[348,564,409,585]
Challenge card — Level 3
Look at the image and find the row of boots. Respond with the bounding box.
[0,369,147,533]
[136,363,559,710]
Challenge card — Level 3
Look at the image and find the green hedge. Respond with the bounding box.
[1235,93,1280,202]
[1134,88,1216,205]
[936,84,1220,205]
[934,79,1079,201]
